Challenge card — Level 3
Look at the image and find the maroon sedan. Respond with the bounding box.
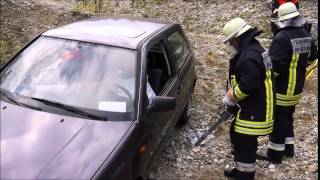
[0,16,197,179]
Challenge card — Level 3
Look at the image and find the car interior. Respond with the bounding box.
[147,42,171,95]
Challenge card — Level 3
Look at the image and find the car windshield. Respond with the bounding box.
[0,36,137,120]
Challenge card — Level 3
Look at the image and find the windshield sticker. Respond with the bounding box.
[98,101,126,112]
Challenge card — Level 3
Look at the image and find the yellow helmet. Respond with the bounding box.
[222,18,252,43]
[278,2,300,21]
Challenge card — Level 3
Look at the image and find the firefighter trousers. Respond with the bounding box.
[267,105,296,159]
[230,120,258,180]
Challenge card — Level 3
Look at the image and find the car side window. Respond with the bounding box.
[167,31,190,69]
[147,41,171,96]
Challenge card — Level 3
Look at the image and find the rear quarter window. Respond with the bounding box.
[167,31,190,69]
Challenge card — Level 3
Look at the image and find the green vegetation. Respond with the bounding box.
[74,1,100,15]
[72,0,168,15]
[0,37,22,64]
[0,39,9,62]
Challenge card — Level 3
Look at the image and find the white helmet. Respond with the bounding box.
[222,18,253,43]
[278,2,300,21]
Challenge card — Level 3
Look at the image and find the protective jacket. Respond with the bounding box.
[229,29,276,136]
[270,27,318,106]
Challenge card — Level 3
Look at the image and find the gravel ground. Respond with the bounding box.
[1,0,318,179]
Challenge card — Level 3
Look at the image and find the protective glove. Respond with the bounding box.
[223,89,237,106]
[271,8,278,18]
[223,94,235,106]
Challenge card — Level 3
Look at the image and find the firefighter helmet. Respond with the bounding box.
[222,18,252,43]
[278,2,300,21]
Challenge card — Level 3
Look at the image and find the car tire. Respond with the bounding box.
[176,91,193,127]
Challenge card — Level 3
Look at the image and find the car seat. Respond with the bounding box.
[148,68,163,95]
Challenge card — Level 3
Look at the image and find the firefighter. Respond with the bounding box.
[271,0,300,36]
[222,18,276,180]
[271,0,313,36]
[257,2,318,164]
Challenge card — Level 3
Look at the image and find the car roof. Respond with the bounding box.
[43,16,172,49]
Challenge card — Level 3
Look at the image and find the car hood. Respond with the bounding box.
[0,101,133,179]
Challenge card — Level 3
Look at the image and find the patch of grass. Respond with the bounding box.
[73,1,99,15]
[132,0,146,8]
[205,51,219,66]
[0,36,23,64]
[118,7,133,14]
[205,51,228,70]
[0,39,9,54]
[0,39,10,64]
[195,168,225,180]
[304,69,318,96]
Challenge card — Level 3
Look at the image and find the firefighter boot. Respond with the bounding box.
[224,168,255,180]
[284,144,294,157]
[236,171,255,180]
[224,168,237,178]
[256,150,282,164]
[230,144,235,155]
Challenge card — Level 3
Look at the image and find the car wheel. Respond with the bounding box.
[176,91,193,127]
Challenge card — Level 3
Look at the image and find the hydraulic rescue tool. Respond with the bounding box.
[188,105,239,146]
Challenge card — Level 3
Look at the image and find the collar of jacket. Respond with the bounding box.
[230,42,257,65]
[239,27,262,48]
[276,16,305,29]
[232,38,259,59]
[231,29,262,60]
[277,26,301,34]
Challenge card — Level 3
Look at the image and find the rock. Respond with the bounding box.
[288,170,294,176]
[258,136,269,145]
[307,164,318,173]
[217,50,225,56]
[186,156,193,160]
[192,147,200,153]
[214,158,219,163]
[299,136,305,141]
[149,174,155,179]
[269,164,276,172]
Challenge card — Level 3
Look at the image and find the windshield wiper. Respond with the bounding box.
[0,91,42,111]
[30,97,108,121]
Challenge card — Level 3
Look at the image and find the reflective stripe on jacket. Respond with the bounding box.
[229,40,276,136]
[269,27,318,107]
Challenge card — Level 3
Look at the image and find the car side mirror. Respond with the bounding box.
[147,96,176,113]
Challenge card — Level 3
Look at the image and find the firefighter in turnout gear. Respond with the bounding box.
[222,18,276,180]
[270,0,303,36]
[270,0,312,36]
[257,2,318,164]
